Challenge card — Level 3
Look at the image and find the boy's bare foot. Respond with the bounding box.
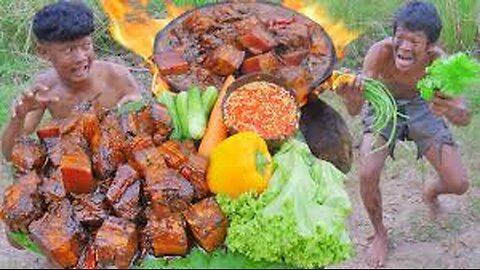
[365,233,388,267]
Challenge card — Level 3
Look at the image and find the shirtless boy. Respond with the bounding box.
[2,1,141,160]
[337,1,471,267]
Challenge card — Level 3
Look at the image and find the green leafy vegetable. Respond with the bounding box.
[7,231,43,256]
[417,52,480,102]
[138,248,290,269]
[217,139,352,269]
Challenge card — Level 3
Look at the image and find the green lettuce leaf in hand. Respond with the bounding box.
[217,139,352,269]
[417,52,480,102]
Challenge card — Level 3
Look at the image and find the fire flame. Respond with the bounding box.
[101,0,360,94]
[100,0,187,61]
[283,0,360,59]
[100,0,189,94]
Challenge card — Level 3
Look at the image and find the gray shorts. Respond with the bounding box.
[362,95,456,159]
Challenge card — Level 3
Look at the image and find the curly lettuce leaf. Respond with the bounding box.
[262,141,351,236]
[217,139,352,269]
[417,52,480,101]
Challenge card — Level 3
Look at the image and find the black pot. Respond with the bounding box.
[153,0,336,93]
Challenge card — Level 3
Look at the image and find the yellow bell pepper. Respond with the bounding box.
[207,132,273,198]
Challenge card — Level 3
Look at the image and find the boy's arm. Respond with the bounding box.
[361,43,382,79]
[1,82,53,160]
[336,43,382,116]
[114,64,142,106]
[2,109,45,161]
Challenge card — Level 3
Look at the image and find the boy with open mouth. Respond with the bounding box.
[335,1,471,267]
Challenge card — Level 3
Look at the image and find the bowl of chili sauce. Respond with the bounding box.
[222,73,300,145]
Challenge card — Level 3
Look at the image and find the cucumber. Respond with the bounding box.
[187,86,207,140]
[175,91,190,139]
[157,91,183,140]
[202,86,219,116]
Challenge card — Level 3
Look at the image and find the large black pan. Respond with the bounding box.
[300,96,353,173]
[153,0,336,93]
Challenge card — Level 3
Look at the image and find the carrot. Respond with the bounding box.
[198,75,235,157]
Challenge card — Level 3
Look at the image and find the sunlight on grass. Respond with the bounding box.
[430,0,479,52]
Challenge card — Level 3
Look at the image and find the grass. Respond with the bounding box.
[453,114,480,218]
[469,197,480,218]
[431,0,479,53]
[408,211,466,243]
[0,0,117,59]
[408,214,442,242]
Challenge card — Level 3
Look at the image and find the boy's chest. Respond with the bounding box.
[378,65,426,99]
[48,82,122,118]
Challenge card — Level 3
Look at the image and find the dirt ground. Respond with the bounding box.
[331,145,480,269]
[0,111,479,269]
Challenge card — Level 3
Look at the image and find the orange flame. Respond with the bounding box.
[100,0,189,94]
[283,0,360,59]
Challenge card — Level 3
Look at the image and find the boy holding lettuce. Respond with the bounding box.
[336,1,471,267]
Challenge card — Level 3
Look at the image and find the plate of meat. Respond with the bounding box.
[1,101,228,269]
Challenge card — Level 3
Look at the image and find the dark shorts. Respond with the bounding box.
[362,95,456,159]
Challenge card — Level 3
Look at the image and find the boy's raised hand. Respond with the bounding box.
[430,92,463,116]
[429,91,471,126]
[11,84,59,119]
[335,69,364,101]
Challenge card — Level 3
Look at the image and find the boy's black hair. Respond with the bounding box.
[393,0,442,44]
[33,1,94,42]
